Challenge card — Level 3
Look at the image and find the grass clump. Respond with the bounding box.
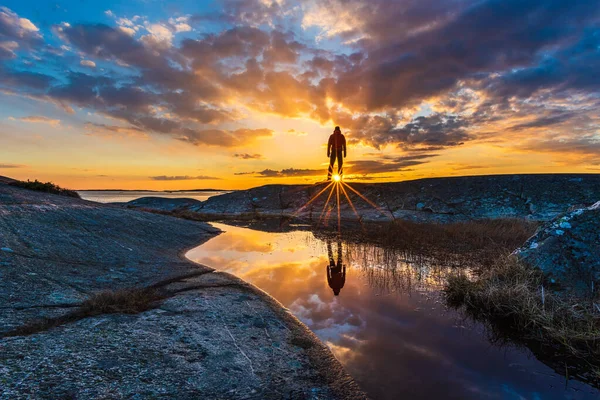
[9,179,80,198]
[79,287,164,315]
[445,257,600,383]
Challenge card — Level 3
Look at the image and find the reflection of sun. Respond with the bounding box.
[333,174,341,182]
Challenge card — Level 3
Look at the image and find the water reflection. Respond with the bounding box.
[326,237,346,296]
[187,223,599,400]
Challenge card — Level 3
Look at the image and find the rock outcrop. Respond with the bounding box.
[123,174,600,224]
[0,178,364,399]
[515,201,600,294]
[125,196,203,212]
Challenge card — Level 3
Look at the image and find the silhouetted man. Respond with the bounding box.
[327,126,346,181]
[326,237,346,296]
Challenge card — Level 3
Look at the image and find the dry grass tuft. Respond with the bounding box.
[4,288,164,337]
[351,218,538,266]
[79,288,164,315]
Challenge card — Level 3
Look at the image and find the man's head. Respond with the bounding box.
[334,126,341,134]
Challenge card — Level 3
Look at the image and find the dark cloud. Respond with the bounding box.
[0,66,55,90]
[149,175,222,181]
[449,164,488,171]
[347,154,438,175]
[322,0,600,110]
[255,168,323,178]
[0,163,26,168]
[85,122,144,133]
[233,153,264,159]
[61,23,164,70]
[333,111,470,149]
[509,111,577,131]
[521,134,600,162]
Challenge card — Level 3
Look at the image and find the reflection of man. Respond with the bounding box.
[326,237,346,296]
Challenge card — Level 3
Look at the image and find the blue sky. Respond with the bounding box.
[0,0,599,189]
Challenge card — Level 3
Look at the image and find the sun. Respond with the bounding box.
[333,174,341,182]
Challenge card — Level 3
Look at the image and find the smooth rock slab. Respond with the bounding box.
[0,178,364,399]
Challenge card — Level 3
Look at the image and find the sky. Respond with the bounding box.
[0,0,599,190]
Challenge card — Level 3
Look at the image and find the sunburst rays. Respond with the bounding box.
[292,174,391,231]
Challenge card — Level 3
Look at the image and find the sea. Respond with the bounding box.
[77,190,229,204]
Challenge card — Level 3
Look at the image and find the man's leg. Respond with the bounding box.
[337,149,343,177]
[327,152,337,180]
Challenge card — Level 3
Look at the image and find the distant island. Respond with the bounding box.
[77,188,234,192]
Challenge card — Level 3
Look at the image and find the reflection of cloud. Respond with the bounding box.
[188,223,583,399]
[200,231,274,253]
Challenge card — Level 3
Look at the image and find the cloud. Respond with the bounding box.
[0,7,41,40]
[0,163,26,168]
[80,59,96,68]
[19,115,61,126]
[255,168,323,178]
[287,129,307,136]
[168,16,192,33]
[346,154,438,175]
[2,2,600,164]
[143,23,173,47]
[149,175,222,181]
[178,128,273,147]
[521,134,600,164]
[448,164,488,171]
[0,40,18,59]
[233,153,264,159]
[84,122,147,137]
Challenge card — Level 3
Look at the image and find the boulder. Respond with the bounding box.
[515,201,600,294]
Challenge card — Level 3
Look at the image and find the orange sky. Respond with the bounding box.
[1,1,599,190]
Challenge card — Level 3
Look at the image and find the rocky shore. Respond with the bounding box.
[0,178,364,399]
[123,174,600,224]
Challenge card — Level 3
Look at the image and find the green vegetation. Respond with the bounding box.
[445,257,600,383]
[9,179,80,198]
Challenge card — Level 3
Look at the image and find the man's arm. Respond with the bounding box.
[327,135,332,157]
[342,135,347,157]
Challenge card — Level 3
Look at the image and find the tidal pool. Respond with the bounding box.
[187,223,599,400]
